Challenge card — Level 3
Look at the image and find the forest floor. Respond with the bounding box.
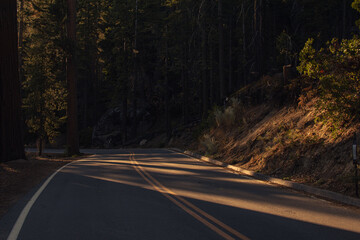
[0,153,88,219]
[168,89,360,199]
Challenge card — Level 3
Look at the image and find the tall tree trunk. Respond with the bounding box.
[209,39,214,105]
[342,0,347,39]
[37,102,45,156]
[218,0,225,101]
[82,74,88,129]
[37,138,43,157]
[82,0,93,129]
[165,26,171,139]
[253,0,263,76]
[228,17,233,93]
[182,46,188,125]
[200,1,208,119]
[0,0,25,162]
[66,0,79,155]
[242,2,247,86]
[132,0,138,138]
[18,0,24,83]
[182,11,189,125]
[122,92,127,144]
[122,38,128,144]
[201,29,208,119]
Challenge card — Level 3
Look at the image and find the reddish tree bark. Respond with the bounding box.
[253,0,263,76]
[0,0,25,162]
[66,0,79,155]
[218,0,225,101]
[201,25,208,119]
[200,0,208,119]
[18,0,24,83]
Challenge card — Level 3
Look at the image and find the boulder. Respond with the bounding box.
[139,139,147,146]
[92,107,123,147]
[92,106,155,148]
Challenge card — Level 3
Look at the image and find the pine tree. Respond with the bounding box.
[22,0,67,156]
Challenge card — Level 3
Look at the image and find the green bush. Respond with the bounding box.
[200,134,217,155]
[214,98,242,128]
[214,107,235,128]
[192,106,218,139]
[298,37,360,126]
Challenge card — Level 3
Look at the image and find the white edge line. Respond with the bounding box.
[7,159,88,240]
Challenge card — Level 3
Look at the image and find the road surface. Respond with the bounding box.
[1,149,360,239]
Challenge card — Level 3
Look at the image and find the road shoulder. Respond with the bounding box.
[169,148,360,209]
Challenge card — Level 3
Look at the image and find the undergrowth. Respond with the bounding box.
[191,73,360,197]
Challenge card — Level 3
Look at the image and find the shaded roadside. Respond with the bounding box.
[0,153,89,219]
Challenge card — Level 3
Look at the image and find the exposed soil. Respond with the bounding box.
[170,97,360,198]
[0,153,88,219]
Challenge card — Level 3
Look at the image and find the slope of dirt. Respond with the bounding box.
[194,100,359,197]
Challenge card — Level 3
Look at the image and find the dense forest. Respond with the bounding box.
[1,0,360,160]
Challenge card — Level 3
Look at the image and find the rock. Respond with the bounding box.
[92,107,123,147]
[92,105,155,147]
[139,139,147,146]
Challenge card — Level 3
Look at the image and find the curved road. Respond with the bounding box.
[1,149,360,239]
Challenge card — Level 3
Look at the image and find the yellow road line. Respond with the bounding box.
[130,152,250,240]
[130,156,234,239]
[144,173,249,240]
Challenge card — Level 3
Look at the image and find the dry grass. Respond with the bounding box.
[0,153,89,219]
[168,74,359,197]
[194,98,360,197]
[200,134,218,155]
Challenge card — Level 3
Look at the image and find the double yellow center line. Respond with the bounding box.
[129,152,250,240]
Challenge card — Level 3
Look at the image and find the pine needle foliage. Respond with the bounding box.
[298,37,360,127]
[22,0,67,144]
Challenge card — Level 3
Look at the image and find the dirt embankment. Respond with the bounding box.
[170,76,360,198]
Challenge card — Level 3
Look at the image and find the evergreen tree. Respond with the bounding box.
[14,0,360,147]
[22,0,67,155]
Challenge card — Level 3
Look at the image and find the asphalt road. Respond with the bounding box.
[2,149,360,239]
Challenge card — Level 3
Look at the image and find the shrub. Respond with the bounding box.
[200,134,217,155]
[214,107,223,127]
[223,107,236,127]
[298,37,360,126]
[214,106,236,128]
[214,98,242,128]
[230,97,243,116]
[193,106,218,139]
